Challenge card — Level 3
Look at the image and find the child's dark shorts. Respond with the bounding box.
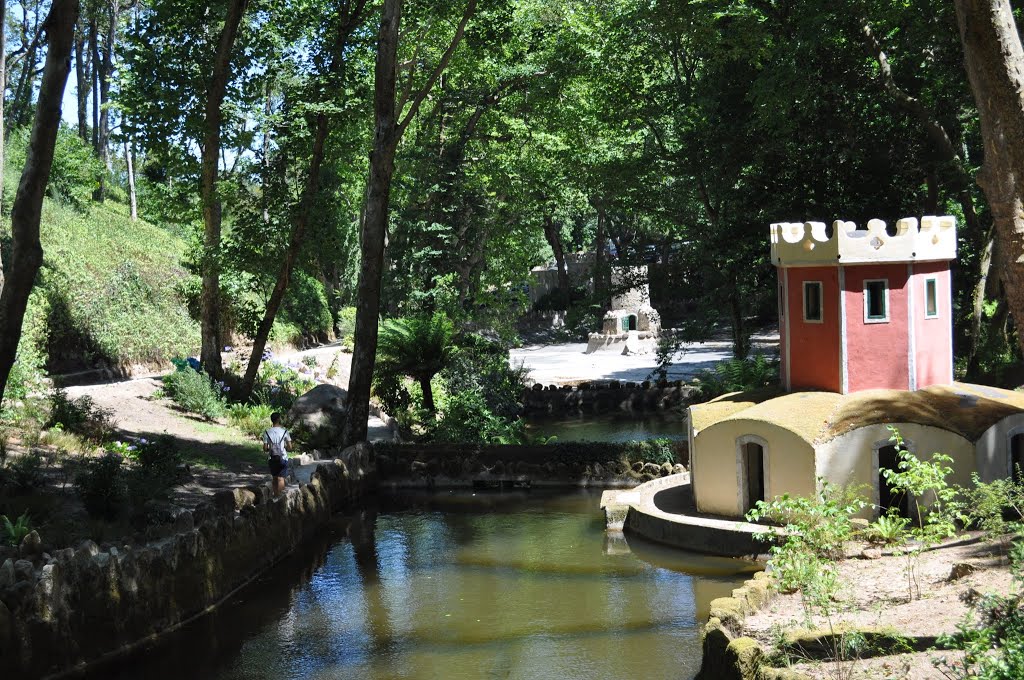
[268,456,288,478]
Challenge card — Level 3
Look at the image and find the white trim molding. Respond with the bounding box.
[863,278,890,323]
[839,266,848,393]
[802,280,824,323]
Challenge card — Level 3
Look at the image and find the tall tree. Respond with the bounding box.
[0,0,80,404]
[953,0,1024,357]
[343,0,476,445]
[199,0,249,379]
[237,0,370,402]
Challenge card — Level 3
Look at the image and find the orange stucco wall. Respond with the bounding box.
[786,267,841,392]
[913,261,953,387]
[844,263,910,392]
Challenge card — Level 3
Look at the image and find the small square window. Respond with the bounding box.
[864,279,889,322]
[803,281,823,323]
[925,278,939,318]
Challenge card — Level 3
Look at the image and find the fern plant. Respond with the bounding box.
[2,512,32,546]
[375,312,455,413]
[693,354,779,398]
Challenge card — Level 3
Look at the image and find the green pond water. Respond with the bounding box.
[524,411,687,442]
[89,490,755,680]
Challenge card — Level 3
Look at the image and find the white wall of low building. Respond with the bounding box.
[975,413,1024,483]
[691,418,816,517]
[816,422,975,517]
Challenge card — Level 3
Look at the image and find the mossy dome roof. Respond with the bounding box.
[689,382,1024,445]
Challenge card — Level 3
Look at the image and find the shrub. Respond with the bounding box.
[961,472,1024,549]
[75,454,127,520]
[47,389,115,443]
[5,451,46,493]
[336,306,357,346]
[252,359,315,412]
[1,512,32,547]
[936,532,1024,679]
[162,364,227,420]
[432,389,526,444]
[228,402,274,439]
[127,437,182,505]
[282,271,333,340]
[863,513,910,545]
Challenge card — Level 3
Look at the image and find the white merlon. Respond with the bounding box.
[770,215,956,267]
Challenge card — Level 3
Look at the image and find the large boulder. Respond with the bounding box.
[287,384,348,449]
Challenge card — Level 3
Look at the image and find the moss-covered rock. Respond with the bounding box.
[709,596,746,632]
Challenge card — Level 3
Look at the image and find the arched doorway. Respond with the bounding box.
[877,443,911,519]
[627,314,637,331]
[1011,433,1024,483]
[736,435,768,514]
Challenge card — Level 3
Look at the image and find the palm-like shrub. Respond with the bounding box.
[375,312,455,413]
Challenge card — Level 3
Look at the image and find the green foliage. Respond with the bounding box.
[747,481,866,612]
[1,511,32,547]
[282,271,333,341]
[936,534,1024,679]
[7,125,101,208]
[431,388,527,444]
[336,307,357,348]
[5,451,46,494]
[47,389,115,443]
[863,514,910,546]
[162,365,227,420]
[882,426,966,600]
[693,355,779,399]
[961,472,1024,548]
[375,312,456,413]
[228,402,275,439]
[252,358,316,412]
[3,292,49,404]
[33,199,199,368]
[126,437,183,506]
[75,454,126,520]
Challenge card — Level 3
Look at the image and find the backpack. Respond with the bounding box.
[266,428,289,458]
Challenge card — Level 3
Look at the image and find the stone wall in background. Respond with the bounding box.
[374,441,688,488]
[0,445,376,680]
[521,380,698,415]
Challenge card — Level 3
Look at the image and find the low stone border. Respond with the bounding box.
[522,380,697,414]
[0,445,375,680]
[602,474,767,557]
[696,572,807,680]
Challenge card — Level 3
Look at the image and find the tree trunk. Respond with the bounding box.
[419,376,435,413]
[125,136,137,220]
[92,0,120,202]
[542,213,569,305]
[0,0,78,404]
[0,0,7,217]
[237,0,367,402]
[88,13,97,149]
[953,0,1024,358]
[343,0,475,445]
[343,0,401,446]
[74,14,87,141]
[199,0,249,379]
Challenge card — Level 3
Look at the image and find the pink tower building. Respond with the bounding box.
[771,216,957,394]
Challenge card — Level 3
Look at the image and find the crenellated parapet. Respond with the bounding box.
[770,215,956,267]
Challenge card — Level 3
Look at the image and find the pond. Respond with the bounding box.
[524,411,687,442]
[88,490,755,680]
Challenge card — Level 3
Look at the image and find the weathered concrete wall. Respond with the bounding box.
[0,448,375,680]
[522,380,697,415]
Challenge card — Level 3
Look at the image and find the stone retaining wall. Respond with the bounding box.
[522,380,697,415]
[0,446,375,680]
[696,572,805,680]
[374,442,686,488]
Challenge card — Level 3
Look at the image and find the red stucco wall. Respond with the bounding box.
[778,273,788,389]
[786,267,841,392]
[844,263,910,391]
[913,261,953,387]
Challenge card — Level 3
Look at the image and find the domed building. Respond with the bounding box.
[688,216,1024,519]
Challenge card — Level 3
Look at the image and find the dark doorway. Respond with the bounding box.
[1012,434,1024,483]
[627,314,638,331]
[744,442,765,511]
[878,445,910,518]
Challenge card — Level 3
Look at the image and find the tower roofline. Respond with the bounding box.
[771,216,956,268]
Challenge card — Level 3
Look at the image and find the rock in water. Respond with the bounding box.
[287,384,348,449]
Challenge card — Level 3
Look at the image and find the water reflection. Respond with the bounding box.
[524,412,686,442]
[89,490,754,680]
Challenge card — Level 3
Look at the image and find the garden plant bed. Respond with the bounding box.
[744,534,1014,679]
